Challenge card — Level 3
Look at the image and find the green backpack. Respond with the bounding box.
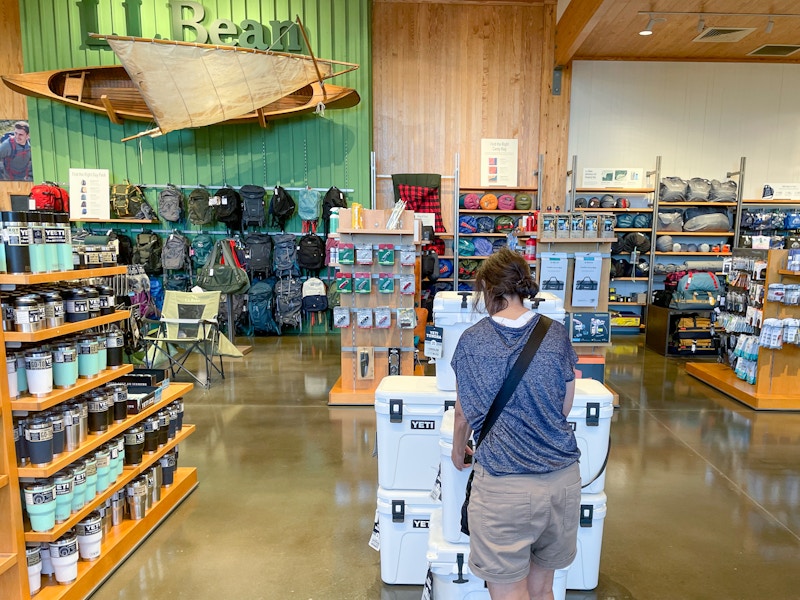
[191,233,214,268]
[188,187,215,225]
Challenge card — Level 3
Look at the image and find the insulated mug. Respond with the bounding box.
[23,479,57,532]
[94,447,112,494]
[71,461,87,512]
[49,531,79,585]
[25,415,53,466]
[75,512,103,561]
[123,425,145,465]
[53,469,74,523]
[126,478,148,520]
[26,543,43,595]
[159,451,177,487]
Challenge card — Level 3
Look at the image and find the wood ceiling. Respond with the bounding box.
[558,0,800,63]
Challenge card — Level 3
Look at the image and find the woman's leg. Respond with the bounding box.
[527,561,555,600]
[487,579,530,600]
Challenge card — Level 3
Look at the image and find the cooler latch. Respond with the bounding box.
[391,500,405,523]
[453,553,469,584]
[457,291,470,309]
[580,504,594,527]
[389,399,403,423]
[586,402,600,427]
[444,400,456,411]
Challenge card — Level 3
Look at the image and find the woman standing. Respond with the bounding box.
[451,248,580,600]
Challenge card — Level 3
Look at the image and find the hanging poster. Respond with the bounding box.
[69,168,110,220]
[570,312,611,344]
[480,139,518,187]
[572,253,603,307]
[538,253,569,303]
[582,168,644,188]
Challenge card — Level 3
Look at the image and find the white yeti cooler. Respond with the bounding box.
[376,487,439,585]
[568,379,614,494]
[566,491,607,591]
[438,408,472,544]
[426,508,568,600]
[431,291,566,391]
[375,376,457,491]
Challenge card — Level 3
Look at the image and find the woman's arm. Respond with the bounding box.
[562,378,576,417]
[451,398,474,471]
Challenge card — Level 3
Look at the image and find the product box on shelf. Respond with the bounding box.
[376,486,439,585]
[426,509,568,600]
[431,291,566,391]
[133,367,170,388]
[566,491,607,591]
[375,376,456,491]
[568,379,614,494]
[126,386,157,414]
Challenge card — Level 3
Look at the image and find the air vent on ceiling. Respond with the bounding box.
[748,44,800,57]
[693,27,756,43]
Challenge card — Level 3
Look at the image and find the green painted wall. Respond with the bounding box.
[18,0,372,213]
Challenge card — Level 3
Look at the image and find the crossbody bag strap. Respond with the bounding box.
[476,315,552,448]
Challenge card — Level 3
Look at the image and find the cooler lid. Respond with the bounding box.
[573,378,614,407]
[375,376,457,414]
[433,291,485,314]
[376,486,440,518]
[425,509,473,565]
[525,292,564,314]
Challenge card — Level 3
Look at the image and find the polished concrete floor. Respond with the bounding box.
[86,334,800,600]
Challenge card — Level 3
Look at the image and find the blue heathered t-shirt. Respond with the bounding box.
[451,313,580,476]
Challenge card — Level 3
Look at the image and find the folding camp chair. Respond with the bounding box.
[143,290,240,388]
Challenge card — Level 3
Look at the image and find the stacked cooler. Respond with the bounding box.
[429,291,613,593]
[374,376,456,585]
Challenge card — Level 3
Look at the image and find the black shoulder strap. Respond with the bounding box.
[476,315,552,448]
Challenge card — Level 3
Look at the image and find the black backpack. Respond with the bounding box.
[240,185,267,229]
[269,186,296,231]
[215,187,242,230]
[321,186,347,237]
[132,232,163,275]
[243,233,273,275]
[296,234,325,272]
[109,231,134,265]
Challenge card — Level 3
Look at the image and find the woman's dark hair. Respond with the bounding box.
[473,248,538,315]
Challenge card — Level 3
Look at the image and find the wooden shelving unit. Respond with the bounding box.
[70,219,159,224]
[0,265,197,599]
[687,250,800,410]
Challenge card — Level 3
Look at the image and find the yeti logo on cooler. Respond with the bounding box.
[413,519,430,528]
[410,420,435,430]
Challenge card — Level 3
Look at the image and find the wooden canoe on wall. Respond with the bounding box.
[2,65,360,128]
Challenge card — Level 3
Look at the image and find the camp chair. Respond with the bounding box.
[143,290,242,388]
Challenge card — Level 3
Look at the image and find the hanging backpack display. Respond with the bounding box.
[132,232,163,275]
[269,186,296,231]
[161,232,191,271]
[274,275,303,331]
[111,181,146,218]
[243,233,273,275]
[247,278,280,335]
[240,184,267,229]
[30,182,70,212]
[214,187,242,230]
[272,233,298,277]
[321,186,347,237]
[298,188,321,232]
[297,233,325,272]
[188,187,215,225]
[190,233,214,269]
[301,277,328,313]
[109,231,134,265]
[158,184,184,222]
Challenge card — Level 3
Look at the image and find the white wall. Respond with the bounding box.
[568,61,800,198]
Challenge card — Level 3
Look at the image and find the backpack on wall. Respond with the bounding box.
[215,187,243,230]
[109,231,134,265]
[111,181,146,218]
[247,278,280,335]
[158,184,184,222]
[274,275,303,331]
[301,277,328,313]
[240,185,267,229]
[132,232,163,275]
[161,232,191,271]
[296,233,325,272]
[188,187,215,225]
[269,186,296,231]
[243,233,273,275]
[190,233,215,269]
[321,186,347,237]
[298,188,321,232]
[30,182,70,212]
[272,233,298,277]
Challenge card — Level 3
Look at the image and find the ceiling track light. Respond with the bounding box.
[697,18,705,33]
[640,16,665,36]
[766,18,774,33]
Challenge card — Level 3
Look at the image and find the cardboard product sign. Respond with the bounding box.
[538,253,569,303]
[572,252,603,307]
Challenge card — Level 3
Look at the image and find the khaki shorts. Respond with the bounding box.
[467,461,581,583]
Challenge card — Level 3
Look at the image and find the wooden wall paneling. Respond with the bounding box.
[540,3,572,209]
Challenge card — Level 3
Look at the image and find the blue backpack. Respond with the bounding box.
[247,278,280,335]
[148,276,165,316]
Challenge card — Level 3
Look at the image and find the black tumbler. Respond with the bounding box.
[123,425,144,465]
